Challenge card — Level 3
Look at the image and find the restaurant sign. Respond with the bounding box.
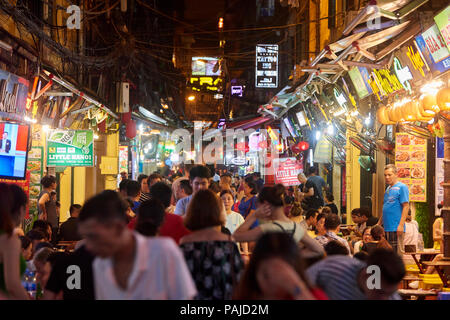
[0,69,29,121]
[395,40,430,82]
[255,44,279,88]
[189,76,223,92]
[392,57,413,93]
[368,68,403,101]
[395,133,427,202]
[415,24,450,74]
[434,5,450,52]
[348,67,372,99]
[47,129,94,167]
[273,157,303,186]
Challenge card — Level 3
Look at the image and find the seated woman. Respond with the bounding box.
[433,205,444,251]
[233,184,325,259]
[361,225,392,254]
[179,189,244,300]
[233,232,327,300]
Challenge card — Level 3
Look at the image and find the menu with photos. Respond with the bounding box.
[395,133,427,202]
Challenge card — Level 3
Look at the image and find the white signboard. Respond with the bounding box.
[255,44,278,88]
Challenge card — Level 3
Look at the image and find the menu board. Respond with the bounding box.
[395,133,427,202]
[27,146,44,220]
[436,137,444,215]
[119,146,129,174]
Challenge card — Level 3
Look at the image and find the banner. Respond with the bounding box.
[273,157,303,186]
[47,129,94,167]
[0,69,29,121]
[395,133,427,202]
[255,44,279,88]
[119,145,129,174]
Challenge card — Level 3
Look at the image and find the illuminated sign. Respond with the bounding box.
[192,57,220,76]
[393,57,412,93]
[189,76,223,92]
[415,27,450,74]
[231,86,243,97]
[348,67,371,99]
[296,111,307,127]
[367,68,403,100]
[422,24,450,64]
[256,44,278,88]
[334,87,348,108]
[434,6,450,52]
[405,44,428,78]
[283,118,295,137]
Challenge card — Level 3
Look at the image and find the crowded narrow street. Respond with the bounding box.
[1,0,450,305]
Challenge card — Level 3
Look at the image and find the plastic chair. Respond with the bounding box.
[437,292,450,300]
[422,278,443,290]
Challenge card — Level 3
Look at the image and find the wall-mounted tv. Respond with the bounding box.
[0,121,30,180]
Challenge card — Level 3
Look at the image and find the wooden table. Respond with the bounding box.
[422,260,450,288]
[402,275,421,289]
[398,289,438,300]
[404,250,441,274]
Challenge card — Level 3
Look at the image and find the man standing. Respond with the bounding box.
[303,167,327,209]
[0,131,11,153]
[378,164,409,254]
[58,204,82,241]
[174,165,211,216]
[38,175,58,237]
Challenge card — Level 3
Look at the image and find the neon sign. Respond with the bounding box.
[393,57,412,93]
[189,76,223,92]
[334,87,348,108]
[406,45,427,77]
[368,68,403,100]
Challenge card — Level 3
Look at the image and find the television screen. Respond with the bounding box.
[0,121,30,179]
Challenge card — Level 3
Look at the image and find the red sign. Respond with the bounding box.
[0,171,31,219]
[273,157,303,186]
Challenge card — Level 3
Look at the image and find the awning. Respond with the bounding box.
[225,116,272,130]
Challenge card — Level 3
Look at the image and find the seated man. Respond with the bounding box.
[306,249,405,300]
[315,213,351,255]
[349,207,378,238]
[58,204,82,241]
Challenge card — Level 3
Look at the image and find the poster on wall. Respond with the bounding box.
[395,133,427,202]
[436,137,444,215]
[27,146,44,222]
[272,157,303,186]
[47,129,94,167]
[119,146,129,174]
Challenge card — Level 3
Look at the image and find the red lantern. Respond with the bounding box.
[122,111,131,124]
[298,141,309,151]
[126,120,136,139]
[97,119,106,133]
[236,142,249,153]
[291,141,309,153]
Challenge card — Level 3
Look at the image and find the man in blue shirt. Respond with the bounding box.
[378,164,409,254]
[304,167,327,209]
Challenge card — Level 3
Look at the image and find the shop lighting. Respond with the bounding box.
[24,116,37,124]
[420,80,444,96]
[162,104,169,109]
[365,117,371,126]
[160,109,164,113]
[315,131,321,141]
[428,118,435,124]
[94,134,99,140]
[333,109,346,117]
[350,110,358,117]
[42,125,50,133]
[326,124,335,135]
[188,95,195,101]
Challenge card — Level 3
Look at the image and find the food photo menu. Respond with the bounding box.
[395,133,427,202]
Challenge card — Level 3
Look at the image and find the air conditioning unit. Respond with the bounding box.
[117,82,129,113]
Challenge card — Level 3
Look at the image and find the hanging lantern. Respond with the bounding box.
[377,105,395,124]
[387,105,398,122]
[393,104,405,122]
[126,120,136,139]
[402,101,415,122]
[410,99,433,122]
[436,87,450,111]
[122,110,131,124]
[420,94,440,115]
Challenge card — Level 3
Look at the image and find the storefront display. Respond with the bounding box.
[272,157,303,186]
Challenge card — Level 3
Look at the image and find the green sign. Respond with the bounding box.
[434,6,450,52]
[47,130,94,167]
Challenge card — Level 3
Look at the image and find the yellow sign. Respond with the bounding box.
[406,45,427,77]
[368,68,403,100]
[189,76,223,92]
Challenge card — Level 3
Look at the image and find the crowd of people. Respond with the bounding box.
[0,163,444,300]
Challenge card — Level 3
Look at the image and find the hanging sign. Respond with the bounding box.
[395,133,427,202]
[436,137,444,215]
[415,24,450,74]
[27,146,44,221]
[348,67,371,99]
[367,68,403,100]
[119,145,129,174]
[255,44,279,88]
[47,129,94,167]
[189,76,223,92]
[395,41,430,82]
[392,57,413,93]
[434,6,450,52]
[273,157,303,186]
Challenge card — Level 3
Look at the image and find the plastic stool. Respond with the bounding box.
[438,292,450,300]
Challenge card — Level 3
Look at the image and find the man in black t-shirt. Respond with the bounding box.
[43,245,95,300]
[303,168,327,210]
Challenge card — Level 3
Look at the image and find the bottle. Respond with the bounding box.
[21,269,29,291]
[27,271,37,299]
